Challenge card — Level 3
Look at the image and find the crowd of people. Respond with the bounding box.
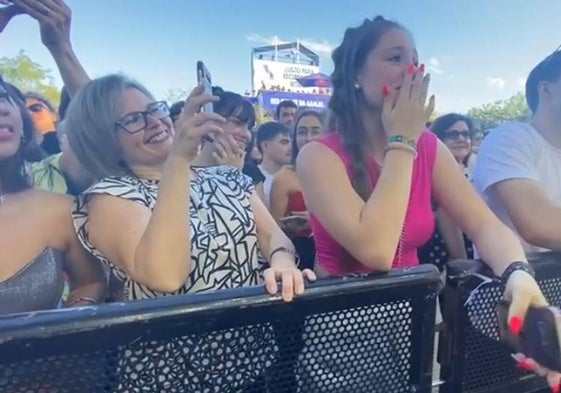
[1,0,561,390]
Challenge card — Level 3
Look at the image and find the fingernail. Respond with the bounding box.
[552,384,560,393]
[509,316,524,335]
[408,64,416,74]
[516,360,535,371]
[382,85,391,96]
[419,64,425,73]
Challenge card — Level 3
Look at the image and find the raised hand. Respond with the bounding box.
[382,64,434,142]
[171,85,225,162]
[11,0,71,51]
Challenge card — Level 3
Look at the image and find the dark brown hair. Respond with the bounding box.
[329,16,402,200]
[0,81,45,193]
[291,109,324,165]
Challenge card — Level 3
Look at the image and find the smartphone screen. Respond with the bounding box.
[196,61,213,113]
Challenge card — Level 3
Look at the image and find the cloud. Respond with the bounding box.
[486,77,506,90]
[245,34,334,56]
[427,56,444,74]
[516,77,526,88]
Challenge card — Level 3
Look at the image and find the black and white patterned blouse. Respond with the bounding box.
[73,165,264,301]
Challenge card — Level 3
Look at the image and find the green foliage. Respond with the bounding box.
[468,92,531,130]
[0,50,61,107]
[163,88,190,104]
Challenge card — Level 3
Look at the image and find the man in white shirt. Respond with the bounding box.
[473,49,561,253]
[256,122,292,207]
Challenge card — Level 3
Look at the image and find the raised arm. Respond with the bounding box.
[297,68,433,271]
[13,0,89,97]
[87,87,225,293]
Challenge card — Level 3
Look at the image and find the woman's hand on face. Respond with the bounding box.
[263,254,316,302]
[171,85,226,162]
[505,270,561,390]
[211,133,245,169]
[381,64,434,142]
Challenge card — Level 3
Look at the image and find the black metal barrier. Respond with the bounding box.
[439,252,561,393]
[0,264,440,393]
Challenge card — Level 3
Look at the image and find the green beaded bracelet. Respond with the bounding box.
[388,135,417,148]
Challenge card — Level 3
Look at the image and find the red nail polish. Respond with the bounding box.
[509,316,524,335]
[552,384,560,393]
[382,85,391,96]
[419,64,425,73]
[517,360,535,371]
[408,64,416,74]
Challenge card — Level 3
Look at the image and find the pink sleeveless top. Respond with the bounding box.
[310,131,437,275]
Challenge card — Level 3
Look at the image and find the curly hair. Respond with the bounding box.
[329,15,402,200]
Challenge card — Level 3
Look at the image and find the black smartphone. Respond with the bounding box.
[497,300,561,371]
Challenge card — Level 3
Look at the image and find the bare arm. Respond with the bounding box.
[492,179,561,250]
[269,170,290,224]
[435,207,467,260]
[13,0,90,97]
[432,141,526,275]
[297,142,414,271]
[87,86,224,293]
[255,182,266,204]
[251,192,295,259]
[88,156,192,293]
[63,203,106,306]
[250,192,316,301]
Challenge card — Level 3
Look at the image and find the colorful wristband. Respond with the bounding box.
[388,135,417,148]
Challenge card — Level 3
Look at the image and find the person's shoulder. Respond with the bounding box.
[481,121,538,153]
[487,121,535,141]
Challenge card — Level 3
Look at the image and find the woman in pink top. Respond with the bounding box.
[296,15,559,386]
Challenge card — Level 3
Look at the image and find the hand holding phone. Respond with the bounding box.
[497,300,561,372]
[196,61,216,143]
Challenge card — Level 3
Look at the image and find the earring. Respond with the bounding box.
[20,135,26,143]
[354,82,360,90]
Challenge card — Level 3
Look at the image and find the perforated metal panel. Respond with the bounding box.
[440,256,561,393]
[0,266,440,393]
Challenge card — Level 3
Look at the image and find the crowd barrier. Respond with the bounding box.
[0,264,441,393]
[438,252,561,393]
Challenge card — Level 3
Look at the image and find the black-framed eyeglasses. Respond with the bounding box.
[443,130,471,141]
[114,101,170,134]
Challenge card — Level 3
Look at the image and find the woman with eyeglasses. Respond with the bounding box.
[66,74,315,389]
[67,74,314,302]
[0,76,106,315]
[430,113,476,180]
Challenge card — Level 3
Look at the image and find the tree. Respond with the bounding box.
[468,92,531,130]
[163,88,190,104]
[0,50,61,107]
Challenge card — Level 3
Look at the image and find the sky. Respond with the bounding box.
[2,0,560,113]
